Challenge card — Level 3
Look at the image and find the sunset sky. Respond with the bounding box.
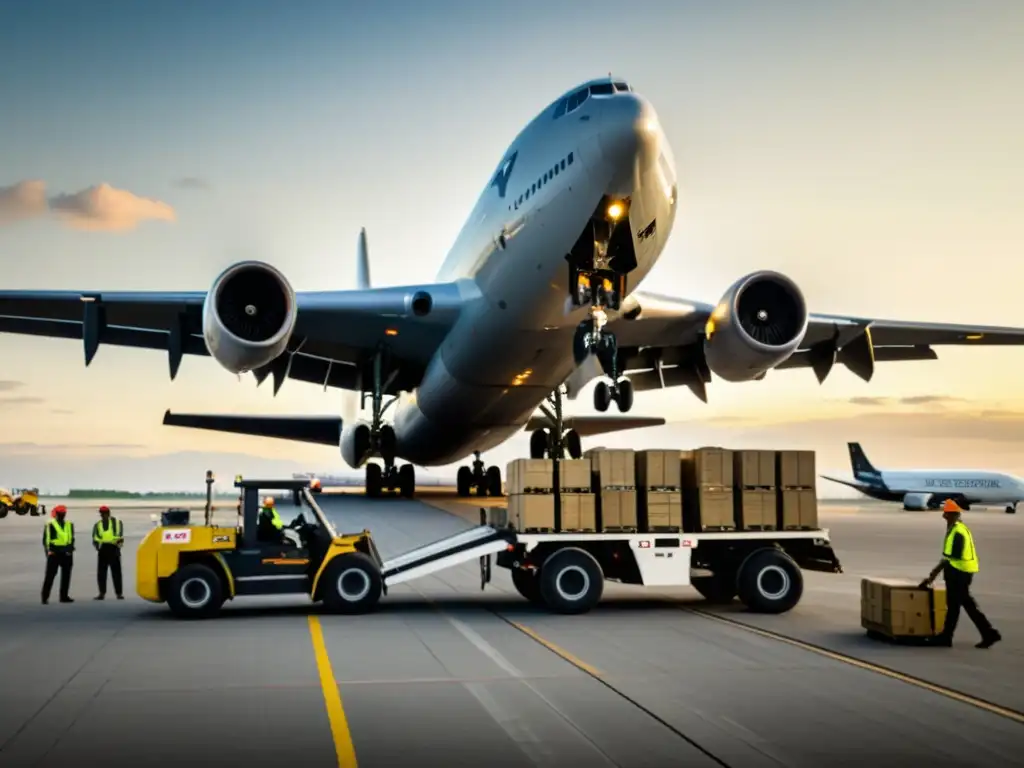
[1,1,1023,492]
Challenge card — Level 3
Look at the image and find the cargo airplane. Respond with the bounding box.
[5,76,1024,499]
[823,442,1022,514]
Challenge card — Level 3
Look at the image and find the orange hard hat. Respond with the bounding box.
[52,504,67,515]
[942,499,961,513]
[263,496,275,506]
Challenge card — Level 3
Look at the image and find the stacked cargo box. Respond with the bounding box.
[505,458,596,533]
[861,577,947,639]
[583,448,638,532]
[681,448,736,532]
[732,450,777,531]
[635,450,682,532]
[775,450,818,529]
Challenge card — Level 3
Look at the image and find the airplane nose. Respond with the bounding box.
[598,93,660,165]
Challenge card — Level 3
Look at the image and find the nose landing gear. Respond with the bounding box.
[362,346,416,499]
[456,452,504,498]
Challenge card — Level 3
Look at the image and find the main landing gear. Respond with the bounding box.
[456,452,503,498]
[362,346,416,499]
[529,386,583,460]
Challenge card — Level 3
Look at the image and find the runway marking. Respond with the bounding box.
[504,620,604,678]
[308,616,359,768]
[685,607,1024,726]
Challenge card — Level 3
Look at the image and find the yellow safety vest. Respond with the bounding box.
[263,506,283,530]
[943,521,979,573]
[93,517,123,545]
[46,520,74,547]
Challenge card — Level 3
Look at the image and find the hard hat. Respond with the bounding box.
[263,496,275,506]
[942,499,961,513]
[52,504,67,515]
[98,505,110,513]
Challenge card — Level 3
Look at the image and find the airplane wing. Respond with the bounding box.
[604,287,1024,402]
[0,280,473,397]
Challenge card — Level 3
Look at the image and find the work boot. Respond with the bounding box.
[94,595,104,601]
[976,631,1002,649]
[59,597,74,603]
[116,595,124,600]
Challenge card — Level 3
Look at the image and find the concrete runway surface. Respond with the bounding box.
[0,497,1021,767]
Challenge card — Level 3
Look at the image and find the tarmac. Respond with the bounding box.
[0,495,1021,767]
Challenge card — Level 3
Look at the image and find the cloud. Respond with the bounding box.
[48,183,176,232]
[171,176,210,190]
[0,396,44,409]
[0,441,146,453]
[0,180,48,224]
[848,396,888,406]
[847,395,964,407]
[0,380,25,392]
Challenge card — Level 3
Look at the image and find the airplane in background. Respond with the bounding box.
[822,442,1022,514]
[5,75,1024,500]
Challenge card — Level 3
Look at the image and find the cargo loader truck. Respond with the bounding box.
[138,476,841,619]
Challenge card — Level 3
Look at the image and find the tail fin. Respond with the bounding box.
[356,228,371,290]
[848,442,879,479]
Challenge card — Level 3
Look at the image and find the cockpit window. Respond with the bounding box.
[567,88,589,112]
[590,83,614,96]
[553,98,567,119]
[613,81,630,92]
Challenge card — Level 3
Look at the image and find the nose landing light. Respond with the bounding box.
[606,200,629,221]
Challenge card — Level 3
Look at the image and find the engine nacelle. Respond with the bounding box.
[340,421,373,469]
[202,261,298,374]
[702,271,809,382]
[903,492,933,511]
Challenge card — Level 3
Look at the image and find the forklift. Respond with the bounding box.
[136,476,389,619]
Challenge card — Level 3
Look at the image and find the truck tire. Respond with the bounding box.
[692,573,738,604]
[166,563,225,619]
[539,548,604,615]
[322,552,382,614]
[737,549,803,614]
[511,568,543,605]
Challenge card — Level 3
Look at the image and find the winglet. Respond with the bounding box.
[356,228,371,290]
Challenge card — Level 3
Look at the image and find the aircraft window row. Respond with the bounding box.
[552,81,630,120]
[508,152,574,211]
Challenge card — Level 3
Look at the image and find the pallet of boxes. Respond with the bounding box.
[580,448,684,533]
[776,450,819,530]
[861,578,947,643]
[506,458,596,532]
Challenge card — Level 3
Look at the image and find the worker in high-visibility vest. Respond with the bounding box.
[42,505,75,604]
[92,505,124,600]
[920,499,1001,648]
[257,496,286,543]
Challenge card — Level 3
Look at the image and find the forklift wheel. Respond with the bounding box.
[166,563,225,619]
[321,552,383,615]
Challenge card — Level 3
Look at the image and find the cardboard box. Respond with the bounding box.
[639,490,682,531]
[683,487,735,531]
[560,493,596,531]
[506,459,553,494]
[508,494,555,531]
[558,459,592,491]
[681,447,734,489]
[733,450,777,488]
[585,448,636,488]
[776,450,816,488]
[861,578,947,637]
[735,488,776,529]
[635,450,682,489]
[597,489,637,531]
[778,488,818,529]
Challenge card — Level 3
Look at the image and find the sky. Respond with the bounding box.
[1,0,1023,492]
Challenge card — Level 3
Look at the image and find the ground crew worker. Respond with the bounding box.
[257,496,286,543]
[42,505,75,604]
[919,499,1001,648]
[93,505,124,600]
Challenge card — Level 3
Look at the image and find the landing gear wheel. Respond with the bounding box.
[456,466,472,497]
[1007,505,1017,515]
[321,552,382,615]
[616,379,633,413]
[594,382,612,412]
[737,549,803,614]
[486,466,503,497]
[166,563,225,619]
[539,548,604,614]
[365,463,383,498]
[692,573,738,604]
[530,429,548,459]
[398,464,416,498]
[565,429,582,459]
[511,569,543,605]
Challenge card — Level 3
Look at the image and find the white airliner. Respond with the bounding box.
[4,75,1024,500]
[823,442,1023,513]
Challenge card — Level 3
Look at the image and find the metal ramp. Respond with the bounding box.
[380,524,514,587]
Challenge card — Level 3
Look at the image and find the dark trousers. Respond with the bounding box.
[97,545,123,597]
[42,552,73,601]
[940,568,996,640]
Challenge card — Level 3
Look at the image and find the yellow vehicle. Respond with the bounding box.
[0,487,39,518]
[136,477,391,619]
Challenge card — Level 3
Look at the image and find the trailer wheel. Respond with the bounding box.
[539,548,604,615]
[166,563,225,619]
[737,549,803,614]
[322,552,382,614]
[511,568,543,605]
[692,573,738,604]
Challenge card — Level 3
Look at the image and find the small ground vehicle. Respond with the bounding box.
[0,487,40,518]
[140,476,842,619]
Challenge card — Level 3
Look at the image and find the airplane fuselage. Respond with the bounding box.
[380,79,679,466]
[839,469,1024,506]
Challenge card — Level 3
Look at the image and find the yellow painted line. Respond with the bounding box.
[686,606,1024,725]
[503,619,605,678]
[308,616,359,767]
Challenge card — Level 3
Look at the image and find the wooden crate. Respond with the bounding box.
[735,488,777,530]
[861,578,947,640]
[733,450,777,488]
[681,447,734,488]
[683,487,735,532]
[597,488,638,532]
[777,488,818,529]
[635,450,682,490]
[639,490,682,532]
[506,459,553,494]
[585,448,636,488]
[776,450,816,489]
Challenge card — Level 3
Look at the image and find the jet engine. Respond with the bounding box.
[702,271,809,382]
[903,492,932,511]
[340,421,373,469]
[201,261,298,374]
